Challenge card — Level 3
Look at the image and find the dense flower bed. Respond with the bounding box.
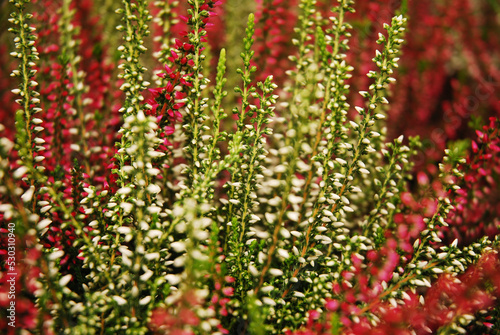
[0,0,499,334]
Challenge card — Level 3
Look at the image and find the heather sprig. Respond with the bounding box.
[181,0,221,190]
[225,75,278,296]
[222,12,258,244]
[8,0,44,184]
[362,135,418,242]
[115,0,153,193]
[116,0,151,118]
[152,0,181,67]
[287,13,406,287]
[5,2,93,322]
[58,0,89,168]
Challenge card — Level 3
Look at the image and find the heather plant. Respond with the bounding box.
[1,0,500,334]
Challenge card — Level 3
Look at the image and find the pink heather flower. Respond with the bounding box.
[222,287,234,296]
[325,299,339,311]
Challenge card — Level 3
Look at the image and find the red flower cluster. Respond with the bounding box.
[0,243,41,334]
[147,62,190,151]
[253,0,298,84]
[146,1,222,154]
[149,293,201,335]
[292,251,500,335]
[445,117,500,245]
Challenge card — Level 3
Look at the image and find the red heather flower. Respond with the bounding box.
[0,45,18,140]
[253,0,298,84]
[325,299,339,311]
[179,308,200,326]
[221,286,234,296]
[0,242,42,332]
[443,117,500,246]
[149,290,203,333]
[150,308,177,331]
[387,0,500,159]
[146,0,222,158]
[297,253,500,334]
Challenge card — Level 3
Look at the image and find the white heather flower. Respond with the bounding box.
[48,250,64,260]
[277,248,290,259]
[343,206,354,212]
[359,168,370,175]
[113,296,127,306]
[146,230,162,239]
[117,187,132,195]
[40,205,52,213]
[21,186,35,203]
[262,297,276,306]
[269,268,283,276]
[323,209,333,217]
[145,252,160,261]
[261,286,274,293]
[330,193,341,201]
[288,194,303,204]
[147,206,161,214]
[147,168,161,176]
[286,212,300,222]
[249,264,259,277]
[117,227,132,235]
[139,296,151,305]
[122,165,134,174]
[59,274,72,287]
[293,291,305,298]
[335,158,347,165]
[165,274,181,285]
[296,160,311,171]
[414,279,426,287]
[120,202,133,214]
[118,246,133,257]
[280,228,291,239]
[265,212,277,223]
[170,241,186,252]
[193,230,209,240]
[121,255,132,267]
[70,303,84,314]
[13,166,29,179]
[274,165,287,173]
[254,229,269,239]
[147,150,165,158]
[37,219,51,230]
[268,197,281,206]
[250,214,260,222]
[146,184,161,194]
[140,270,153,282]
